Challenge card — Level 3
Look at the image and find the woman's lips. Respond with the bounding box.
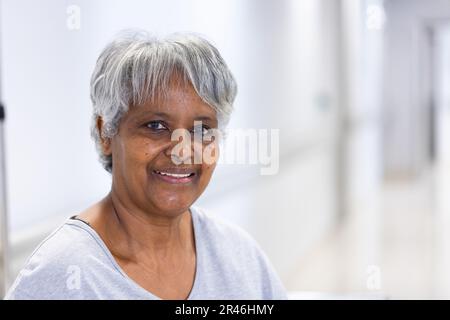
[152,169,196,184]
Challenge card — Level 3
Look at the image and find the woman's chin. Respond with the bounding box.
[148,195,194,216]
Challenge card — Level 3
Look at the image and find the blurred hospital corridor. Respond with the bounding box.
[2,0,450,300]
[289,167,449,299]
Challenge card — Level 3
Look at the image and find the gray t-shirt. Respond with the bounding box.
[5,206,287,300]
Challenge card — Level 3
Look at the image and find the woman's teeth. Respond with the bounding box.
[154,170,193,178]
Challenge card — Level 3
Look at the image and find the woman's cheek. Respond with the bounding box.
[202,141,219,166]
[201,160,217,181]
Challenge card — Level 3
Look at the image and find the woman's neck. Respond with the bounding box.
[112,191,192,253]
[81,192,195,264]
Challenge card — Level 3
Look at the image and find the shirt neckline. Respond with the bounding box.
[66,207,202,300]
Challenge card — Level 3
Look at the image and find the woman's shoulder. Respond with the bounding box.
[5,218,113,299]
[24,218,109,265]
[191,206,260,248]
[191,206,288,299]
[191,206,273,265]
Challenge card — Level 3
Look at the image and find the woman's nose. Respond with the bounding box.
[164,129,194,165]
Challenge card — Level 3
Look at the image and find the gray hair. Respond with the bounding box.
[90,29,237,172]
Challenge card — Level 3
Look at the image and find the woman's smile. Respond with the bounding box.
[151,167,198,184]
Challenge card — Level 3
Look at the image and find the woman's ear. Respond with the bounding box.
[96,117,112,156]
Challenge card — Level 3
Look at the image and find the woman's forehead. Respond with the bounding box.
[129,85,218,122]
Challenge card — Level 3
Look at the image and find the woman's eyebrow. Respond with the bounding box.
[150,111,171,119]
[132,109,216,123]
[132,110,171,120]
[148,112,216,122]
[194,115,215,122]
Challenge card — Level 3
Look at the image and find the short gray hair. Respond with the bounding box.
[90,29,237,172]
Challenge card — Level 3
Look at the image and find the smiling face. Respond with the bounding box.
[101,77,219,217]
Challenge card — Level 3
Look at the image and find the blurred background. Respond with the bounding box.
[1,0,450,299]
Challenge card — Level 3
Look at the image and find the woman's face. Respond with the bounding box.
[104,79,219,216]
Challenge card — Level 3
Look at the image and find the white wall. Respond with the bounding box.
[432,24,450,298]
[335,0,384,289]
[383,0,450,177]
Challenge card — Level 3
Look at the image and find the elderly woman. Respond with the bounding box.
[5,30,287,300]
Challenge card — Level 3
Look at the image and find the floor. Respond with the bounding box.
[287,166,450,299]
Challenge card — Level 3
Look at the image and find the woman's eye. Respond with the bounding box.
[146,121,167,131]
[192,125,211,136]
